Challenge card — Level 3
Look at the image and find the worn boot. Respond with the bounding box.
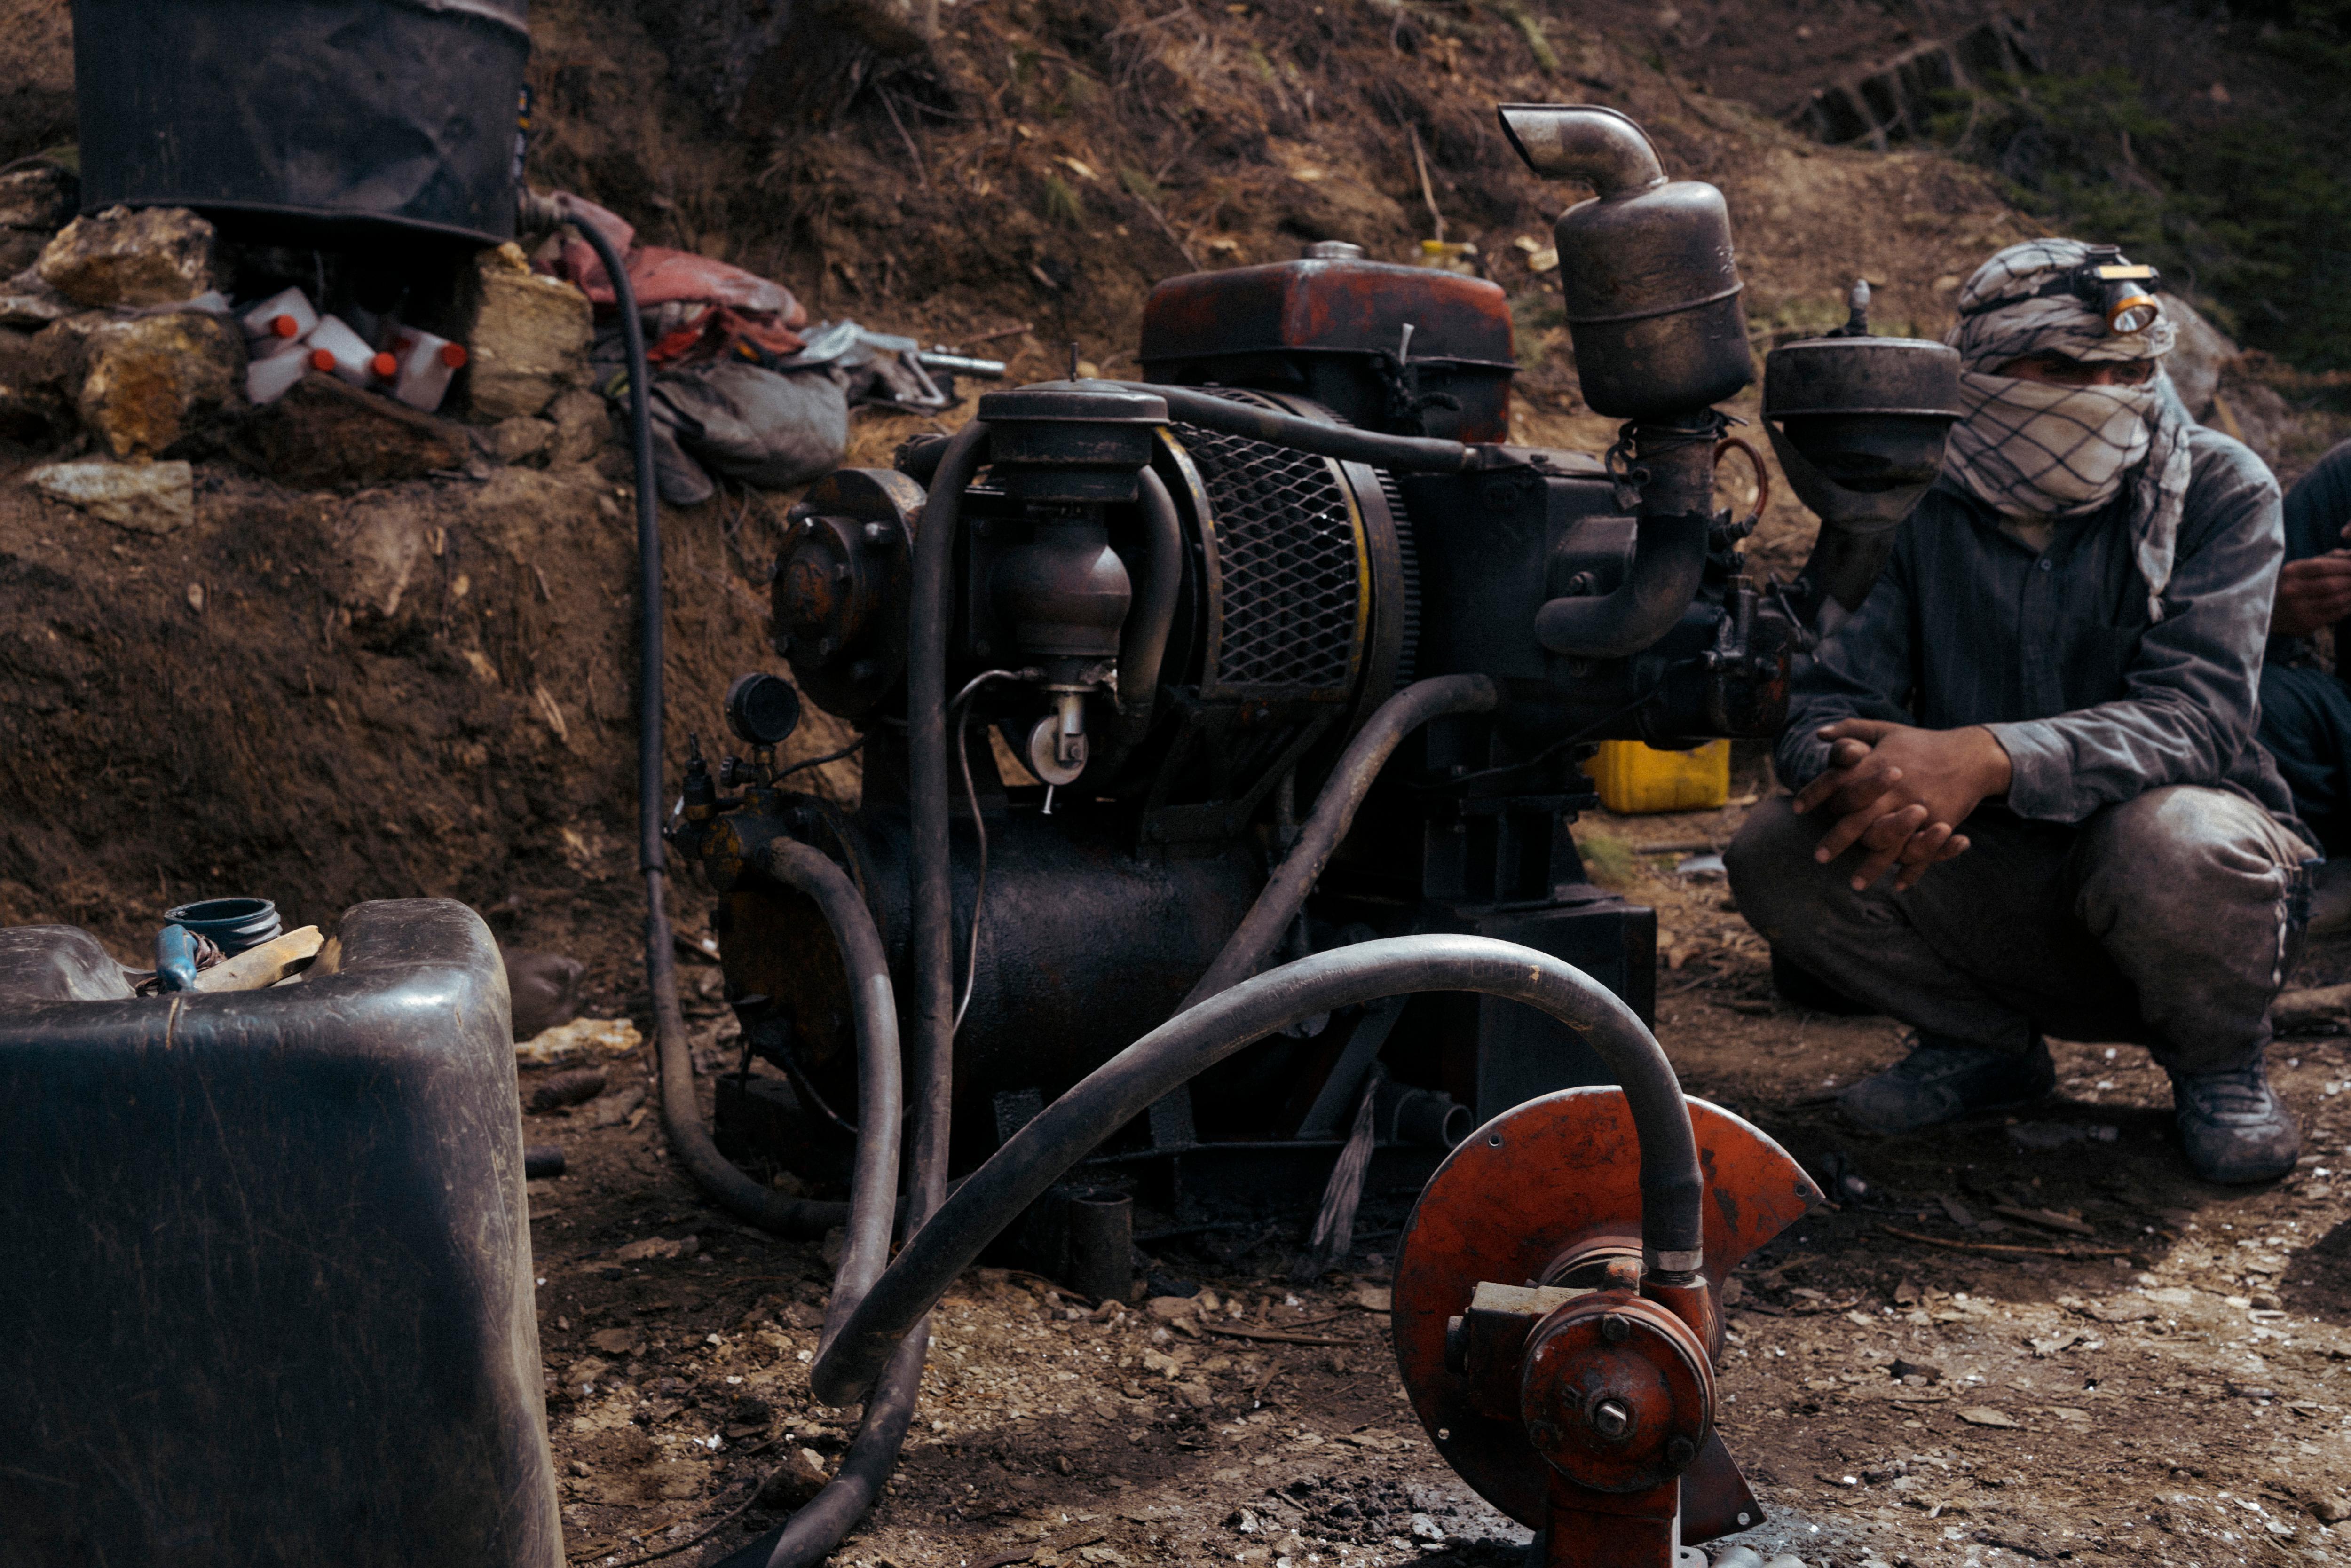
[2172,1057,2302,1184]
[1838,1034,2055,1135]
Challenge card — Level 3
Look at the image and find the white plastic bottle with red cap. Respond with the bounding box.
[387,326,469,413]
[245,343,313,406]
[239,286,319,347]
[304,315,396,389]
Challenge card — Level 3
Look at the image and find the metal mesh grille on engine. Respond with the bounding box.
[1177,422,1364,696]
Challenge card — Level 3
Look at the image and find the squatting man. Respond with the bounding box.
[1728,238,2310,1185]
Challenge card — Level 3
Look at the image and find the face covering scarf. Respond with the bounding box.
[1943,239,2191,622]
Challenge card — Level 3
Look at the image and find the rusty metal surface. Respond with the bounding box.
[1389,1088,1821,1527]
[1519,1292,1713,1495]
[1139,256,1515,443]
[1139,257,1514,367]
[774,468,922,720]
[1675,1432,1765,1544]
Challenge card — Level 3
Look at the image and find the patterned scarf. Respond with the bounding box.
[1943,239,2193,621]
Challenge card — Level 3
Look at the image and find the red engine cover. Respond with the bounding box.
[1138,254,1516,443]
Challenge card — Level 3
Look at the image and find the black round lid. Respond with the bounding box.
[725,672,803,748]
[1763,336,1962,421]
[977,382,1169,425]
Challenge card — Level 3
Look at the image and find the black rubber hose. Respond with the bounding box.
[570,195,942,1568]
[1178,674,1499,1008]
[1107,382,1500,473]
[713,1328,933,1568]
[1531,512,1712,660]
[1114,466,1184,745]
[759,841,902,1354]
[811,933,1704,1406]
[906,420,991,1214]
[567,211,852,1237]
[718,419,992,1568]
[710,847,938,1568]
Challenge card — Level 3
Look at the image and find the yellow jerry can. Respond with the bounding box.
[1584,738,1731,814]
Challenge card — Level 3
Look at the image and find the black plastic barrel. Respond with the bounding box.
[71,0,530,245]
[0,898,560,1568]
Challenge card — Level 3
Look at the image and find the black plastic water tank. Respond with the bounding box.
[71,0,531,245]
[0,898,561,1568]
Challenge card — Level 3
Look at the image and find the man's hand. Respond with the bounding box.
[2272,550,2351,639]
[1791,719,2014,892]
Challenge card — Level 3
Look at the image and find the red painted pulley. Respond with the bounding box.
[1390,1088,1822,1562]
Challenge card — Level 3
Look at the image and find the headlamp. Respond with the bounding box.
[1961,244,2165,335]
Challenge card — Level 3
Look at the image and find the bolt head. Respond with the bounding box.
[1665,1435,1697,1469]
[1589,1399,1632,1440]
[862,521,893,545]
[1599,1313,1632,1344]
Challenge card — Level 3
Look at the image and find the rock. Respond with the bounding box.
[1407,1513,1445,1544]
[38,205,221,307]
[228,373,466,489]
[757,1449,829,1509]
[2315,1495,2351,1525]
[528,1066,607,1112]
[0,162,78,231]
[0,267,77,328]
[1955,1405,2020,1427]
[1146,1295,1200,1321]
[2163,296,2239,421]
[587,1084,647,1127]
[505,946,585,1039]
[77,312,243,457]
[0,230,46,278]
[464,243,592,420]
[320,490,431,625]
[0,323,84,442]
[26,459,194,533]
[515,1015,643,1068]
[2213,366,2296,468]
[2272,981,2351,1033]
[478,414,555,464]
[545,388,610,465]
[2082,1293,2158,1324]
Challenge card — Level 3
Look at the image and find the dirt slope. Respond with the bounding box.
[0,0,2031,978]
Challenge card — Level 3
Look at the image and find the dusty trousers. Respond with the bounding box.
[1726,786,2312,1072]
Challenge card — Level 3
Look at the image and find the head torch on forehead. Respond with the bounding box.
[1965,244,2164,335]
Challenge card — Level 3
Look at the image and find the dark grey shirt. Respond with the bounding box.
[1776,425,2303,834]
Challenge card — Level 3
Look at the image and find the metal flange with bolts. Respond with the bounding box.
[1393,1088,1824,1567]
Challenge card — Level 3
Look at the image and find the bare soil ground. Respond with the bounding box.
[8,2,2351,1563]
[522,789,2351,1568]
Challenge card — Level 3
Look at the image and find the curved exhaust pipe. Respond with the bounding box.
[1497,103,1665,196]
